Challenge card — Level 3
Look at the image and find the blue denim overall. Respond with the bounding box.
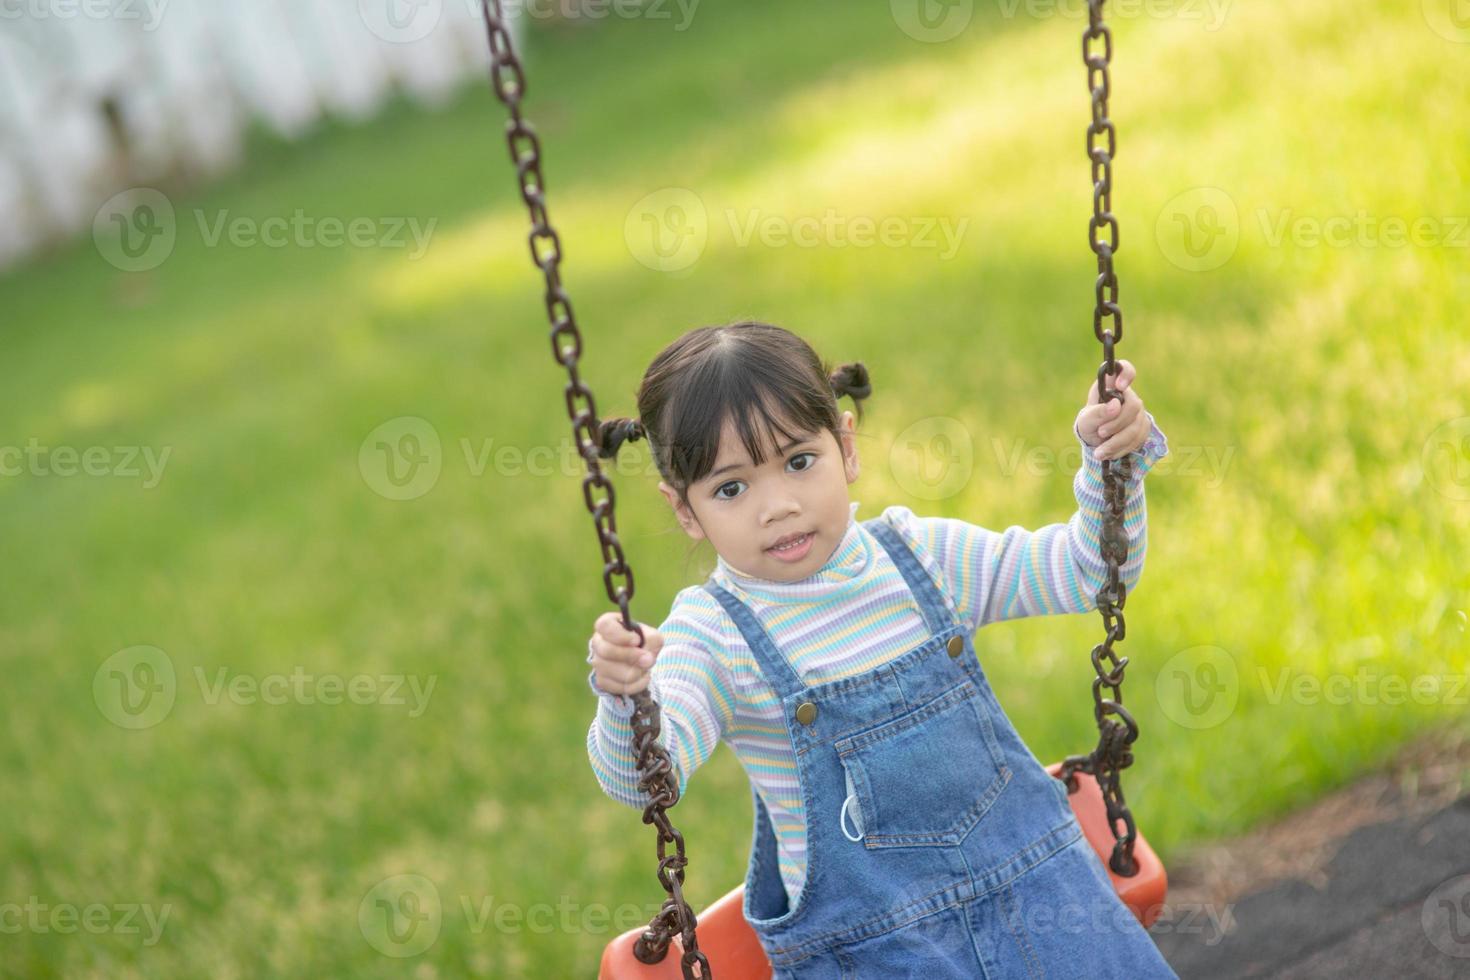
[702,518,1178,979]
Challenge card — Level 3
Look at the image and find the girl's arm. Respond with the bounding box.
[889,411,1169,633]
[585,594,735,809]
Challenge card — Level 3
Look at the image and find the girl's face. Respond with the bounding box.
[659,411,861,582]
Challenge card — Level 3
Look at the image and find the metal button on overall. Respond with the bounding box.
[946,635,964,657]
[795,701,818,725]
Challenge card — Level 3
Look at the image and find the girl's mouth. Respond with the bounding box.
[767,532,814,563]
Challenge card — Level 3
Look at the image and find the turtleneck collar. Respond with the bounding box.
[712,501,870,605]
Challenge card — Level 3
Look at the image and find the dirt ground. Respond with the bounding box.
[1163,719,1470,910]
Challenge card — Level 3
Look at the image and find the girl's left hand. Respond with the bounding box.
[1075,359,1148,461]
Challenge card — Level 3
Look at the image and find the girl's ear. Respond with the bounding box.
[658,481,707,541]
[839,411,860,484]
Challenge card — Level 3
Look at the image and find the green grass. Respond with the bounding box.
[3,0,1469,975]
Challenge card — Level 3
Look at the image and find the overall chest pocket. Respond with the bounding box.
[834,679,1011,848]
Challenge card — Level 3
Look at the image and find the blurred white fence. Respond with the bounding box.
[0,0,508,269]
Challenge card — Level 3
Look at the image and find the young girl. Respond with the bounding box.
[586,321,1178,979]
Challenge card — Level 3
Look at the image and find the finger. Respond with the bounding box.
[1084,401,1124,430]
[1094,360,1133,398]
[1086,374,1118,405]
[608,660,651,685]
[593,637,656,668]
[1113,360,1135,391]
[596,668,651,696]
[1087,400,1119,422]
[594,612,626,642]
[1096,390,1141,438]
[1096,412,1149,459]
[596,614,644,647]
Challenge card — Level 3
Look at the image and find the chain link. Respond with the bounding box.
[478,2,710,974]
[1059,0,1142,879]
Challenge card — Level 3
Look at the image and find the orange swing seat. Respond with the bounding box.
[598,766,1167,979]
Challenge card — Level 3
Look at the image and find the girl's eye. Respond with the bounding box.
[712,453,816,501]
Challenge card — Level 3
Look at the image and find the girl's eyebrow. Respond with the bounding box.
[706,438,815,481]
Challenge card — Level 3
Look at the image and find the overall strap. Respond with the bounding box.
[864,517,958,636]
[702,581,808,700]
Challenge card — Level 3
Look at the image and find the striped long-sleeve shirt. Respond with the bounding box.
[586,413,1169,907]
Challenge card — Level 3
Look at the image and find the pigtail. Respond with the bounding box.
[829,361,872,423]
[595,416,646,459]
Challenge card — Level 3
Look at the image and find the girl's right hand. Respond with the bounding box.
[590,612,663,695]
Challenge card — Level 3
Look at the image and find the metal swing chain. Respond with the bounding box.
[1058,0,1142,878]
[477,2,711,975]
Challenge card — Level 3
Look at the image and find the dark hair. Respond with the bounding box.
[596,321,871,505]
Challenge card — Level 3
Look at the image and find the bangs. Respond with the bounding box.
[662,343,832,489]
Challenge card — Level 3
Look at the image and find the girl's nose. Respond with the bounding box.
[761,496,801,525]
